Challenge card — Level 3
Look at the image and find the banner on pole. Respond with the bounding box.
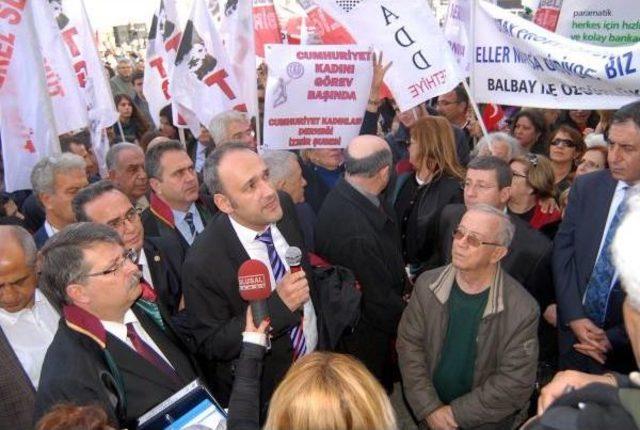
[443,0,471,76]
[253,0,281,57]
[472,1,640,109]
[263,44,372,150]
[321,0,463,112]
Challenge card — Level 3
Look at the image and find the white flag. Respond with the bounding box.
[144,0,182,127]
[217,0,258,118]
[317,0,463,112]
[50,0,119,175]
[443,0,471,76]
[171,0,246,134]
[34,0,88,134]
[1,2,58,191]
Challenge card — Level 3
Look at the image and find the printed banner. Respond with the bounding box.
[443,0,471,76]
[263,44,372,150]
[144,0,182,127]
[1,1,58,191]
[171,0,246,134]
[554,0,640,46]
[253,0,281,57]
[321,0,463,112]
[472,1,640,109]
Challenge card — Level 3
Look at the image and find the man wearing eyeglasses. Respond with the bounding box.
[72,180,186,337]
[34,223,199,429]
[399,204,539,430]
[554,100,640,375]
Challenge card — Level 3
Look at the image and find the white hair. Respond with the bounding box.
[613,190,640,312]
[262,150,298,184]
[31,153,85,196]
[584,133,607,149]
[473,132,523,162]
[208,110,248,146]
[465,203,515,247]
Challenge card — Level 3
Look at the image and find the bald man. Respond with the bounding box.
[0,226,58,429]
[315,135,408,391]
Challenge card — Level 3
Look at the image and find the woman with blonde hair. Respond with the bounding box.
[263,352,397,430]
[391,116,464,275]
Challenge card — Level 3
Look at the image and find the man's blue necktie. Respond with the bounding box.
[256,228,307,359]
[583,186,629,326]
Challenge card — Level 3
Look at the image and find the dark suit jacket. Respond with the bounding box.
[143,236,184,321]
[315,178,407,336]
[182,192,318,407]
[0,329,35,430]
[553,170,629,353]
[35,307,197,429]
[33,225,50,249]
[437,204,554,309]
[141,196,215,256]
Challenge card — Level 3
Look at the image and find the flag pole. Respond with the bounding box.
[466,0,489,141]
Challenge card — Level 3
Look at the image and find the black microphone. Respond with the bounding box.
[238,259,272,326]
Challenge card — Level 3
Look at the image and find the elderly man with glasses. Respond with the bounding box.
[398,204,539,430]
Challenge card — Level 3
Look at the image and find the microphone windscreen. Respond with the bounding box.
[238,259,272,301]
[285,246,302,267]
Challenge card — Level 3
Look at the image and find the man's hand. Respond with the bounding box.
[368,52,392,102]
[569,318,605,348]
[244,306,270,334]
[573,342,607,364]
[543,304,557,327]
[538,370,616,415]
[276,270,309,312]
[425,406,458,430]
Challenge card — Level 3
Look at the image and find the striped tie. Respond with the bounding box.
[256,228,307,360]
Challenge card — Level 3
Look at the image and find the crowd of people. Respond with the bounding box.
[1,49,640,430]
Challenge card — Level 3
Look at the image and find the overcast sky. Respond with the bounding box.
[84,0,192,31]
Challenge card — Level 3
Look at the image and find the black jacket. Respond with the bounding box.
[34,306,198,429]
[181,192,320,408]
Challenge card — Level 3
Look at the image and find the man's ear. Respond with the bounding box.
[148,177,161,195]
[499,186,511,205]
[107,169,117,182]
[214,193,233,215]
[66,283,89,306]
[490,245,508,264]
[39,193,53,211]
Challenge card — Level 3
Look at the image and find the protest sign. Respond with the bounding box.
[171,0,245,135]
[555,0,640,46]
[443,0,471,76]
[320,0,462,112]
[263,44,372,150]
[472,1,640,109]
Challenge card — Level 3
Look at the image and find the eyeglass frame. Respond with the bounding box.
[452,225,504,248]
[85,249,138,278]
[106,207,139,231]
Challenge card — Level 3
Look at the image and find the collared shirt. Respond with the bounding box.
[346,176,380,208]
[195,142,207,173]
[137,248,154,289]
[172,203,204,245]
[134,196,149,213]
[229,216,318,353]
[101,309,173,368]
[43,220,59,238]
[0,290,59,387]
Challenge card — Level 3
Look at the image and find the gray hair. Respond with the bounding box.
[2,225,37,269]
[145,139,184,179]
[116,57,132,66]
[203,142,251,194]
[39,223,123,308]
[584,133,607,149]
[72,180,119,222]
[465,203,515,247]
[105,142,141,171]
[31,153,86,196]
[344,148,392,178]
[208,110,248,146]
[613,192,640,312]
[473,132,523,161]
[262,150,298,184]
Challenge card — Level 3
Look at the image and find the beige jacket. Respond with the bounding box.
[397,264,539,428]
